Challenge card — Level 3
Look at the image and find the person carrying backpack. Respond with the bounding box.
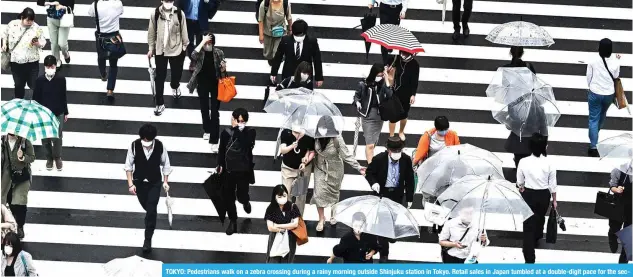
[257,0,292,64]
[148,0,189,116]
[217,108,256,236]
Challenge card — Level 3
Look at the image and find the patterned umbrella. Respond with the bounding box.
[485,21,555,47]
[1,99,60,141]
[361,24,425,53]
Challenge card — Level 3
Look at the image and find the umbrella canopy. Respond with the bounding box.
[1,99,60,141]
[264,88,344,138]
[332,195,420,239]
[416,144,505,198]
[616,225,632,261]
[201,172,226,224]
[361,24,425,54]
[437,175,534,231]
[360,11,377,59]
[598,133,633,175]
[485,21,555,47]
[102,255,162,277]
[487,67,560,137]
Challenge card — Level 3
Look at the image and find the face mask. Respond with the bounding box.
[21,23,31,28]
[352,222,363,235]
[460,211,473,226]
[141,140,153,147]
[45,67,56,77]
[401,54,412,62]
[162,2,174,9]
[238,123,245,131]
[294,35,305,43]
[300,73,310,82]
[390,152,402,161]
[437,130,448,136]
[203,44,213,52]
[317,127,328,136]
[276,196,287,205]
[375,76,383,82]
[3,245,12,256]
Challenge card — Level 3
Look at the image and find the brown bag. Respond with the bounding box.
[291,217,309,245]
[601,57,627,109]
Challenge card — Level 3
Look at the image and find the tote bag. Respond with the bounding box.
[60,7,74,28]
[217,73,237,102]
[291,217,309,246]
[269,230,290,257]
[602,57,627,110]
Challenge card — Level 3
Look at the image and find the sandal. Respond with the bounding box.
[316,219,324,232]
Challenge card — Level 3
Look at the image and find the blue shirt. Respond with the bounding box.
[186,0,199,20]
[385,158,400,188]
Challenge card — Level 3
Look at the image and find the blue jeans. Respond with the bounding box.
[588,90,614,148]
[98,56,119,91]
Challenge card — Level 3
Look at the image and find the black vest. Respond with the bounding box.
[132,139,163,183]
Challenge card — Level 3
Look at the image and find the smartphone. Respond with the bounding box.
[31,37,38,44]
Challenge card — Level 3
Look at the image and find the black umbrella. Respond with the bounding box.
[356,9,376,59]
[201,172,227,225]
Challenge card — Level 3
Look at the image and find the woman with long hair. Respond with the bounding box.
[265,185,300,263]
[1,232,38,276]
[276,61,313,90]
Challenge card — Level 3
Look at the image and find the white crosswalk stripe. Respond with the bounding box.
[0,0,631,273]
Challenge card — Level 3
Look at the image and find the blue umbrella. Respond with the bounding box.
[616,225,632,261]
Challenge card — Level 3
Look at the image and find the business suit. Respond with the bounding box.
[364,151,414,260]
[270,35,324,82]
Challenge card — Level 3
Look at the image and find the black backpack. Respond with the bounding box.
[255,0,288,20]
[224,129,251,172]
[154,7,183,35]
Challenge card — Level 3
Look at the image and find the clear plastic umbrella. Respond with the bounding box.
[416,144,505,198]
[437,175,534,231]
[165,191,174,228]
[487,67,560,138]
[148,59,156,106]
[598,133,633,175]
[485,21,555,47]
[102,255,162,277]
[332,195,420,239]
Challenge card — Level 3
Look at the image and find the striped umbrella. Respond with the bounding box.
[0,99,60,141]
[361,24,425,54]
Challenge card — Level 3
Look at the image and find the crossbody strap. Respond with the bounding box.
[458,227,471,242]
[601,57,616,81]
[94,0,101,34]
[9,27,29,53]
[20,252,29,276]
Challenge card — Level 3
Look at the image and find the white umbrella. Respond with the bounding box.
[437,0,447,24]
[165,191,174,228]
[102,255,162,277]
[597,133,633,175]
[485,21,555,47]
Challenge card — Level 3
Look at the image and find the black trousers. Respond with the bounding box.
[521,188,550,263]
[377,187,404,257]
[609,199,632,263]
[154,51,186,105]
[135,181,161,241]
[452,0,474,32]
[10,62,38,99]
[197,81,221,144]
[442,251,466,263]
[379,3,402,64]
[6,185,26,229]
[223,171,251,220]
[186,19,204,59]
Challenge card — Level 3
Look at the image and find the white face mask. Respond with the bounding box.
[45,67,56,77]
[238,123,245,131]
[141,140,153,147]
[401,53,413,61]
[294,35,305,43]
[276,196,288,205]
[390,152,402,161]
[317,127,328,136]
[3,245,12,256]
[203,44,213,52]
[162,2,174,9]
[352,222,363,235]
[374,76,383,82]
[300,73,310,82]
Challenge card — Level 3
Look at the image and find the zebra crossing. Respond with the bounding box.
[1,0,632,273]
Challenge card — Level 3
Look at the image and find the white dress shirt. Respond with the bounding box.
[88,0,124,33]
[438,217,490,259]
[123,142,172,177]
[516,154,557,193]
[370,0,409,13]
[586,56,620,96]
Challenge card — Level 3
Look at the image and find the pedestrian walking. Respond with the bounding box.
[606,168,632,263]
[177,0,214,71]
[37,0,74,67]
[387,51,418,141]
[278,126,315,214]
[32,55,69,171]
[124,124,172,253]
[88,0,124,99]
[148,0,189,116]
[412,116,460,166]
[258,0,292,64]
[1,8,46,99]
[438,208,489,263]
[1,232,38,275]
[186,32,226,152]
[451,0,473,40]
[217,108,256,236]
[1,206,17,241]
[368,0,408,64]
[276,61,313,91]
[265,185,300,263]
[327,212,380,263]
[270,20,324,87]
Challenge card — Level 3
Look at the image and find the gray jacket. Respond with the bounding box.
[186,47,226,93]
[147,7,189,57]
[1,251,38,276]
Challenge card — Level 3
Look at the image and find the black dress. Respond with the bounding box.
[332,231,380,263]
[265,203,301,263]
[389,55,420,122]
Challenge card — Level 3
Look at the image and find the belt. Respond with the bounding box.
[382,3,402,8]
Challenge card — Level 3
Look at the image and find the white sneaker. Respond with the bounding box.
[172,88,181,99]
[203,133,210,140]
[210,143,219,153]
[154,105,165,116]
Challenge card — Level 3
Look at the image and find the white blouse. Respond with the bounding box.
[2,20,46,64]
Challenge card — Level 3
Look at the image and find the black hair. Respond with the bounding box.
[434,116,449,131]
[232,108,249,122]
[43,55,57,67]
[266,184,292,214]
[18,8,35,21]
[291,20,309,36]
[510,46,524,61]
[138,123,158,141]
[529,133,548,157]
[293,61,313,83]
[2,232,23,257]
[386,136,404,152]
[202,31,216,45]
[365,63,384,84]
[599,38,613,58]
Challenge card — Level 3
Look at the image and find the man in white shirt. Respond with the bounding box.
[438,208,489,263]
[88,0,124,99]
[586,38,621,157]
[368,0,408,64]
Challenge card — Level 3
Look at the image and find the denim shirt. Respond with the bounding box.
[385,158,400,188]
[186,0,200,20]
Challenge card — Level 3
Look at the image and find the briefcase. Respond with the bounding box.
[594,190,624,221]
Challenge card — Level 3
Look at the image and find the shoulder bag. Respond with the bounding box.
[2,137,31,184]
[1,26,29,72]
[594,173,628,221]
[290,204,308,245]
[601,57,627,110]
[93,1,126,59]
[60,7,75,28]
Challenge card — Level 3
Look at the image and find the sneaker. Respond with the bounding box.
[210,143,219,153]
[56,59,62,68]
[55,158,63,171]
[63,51,71,64]
[154,105,165,116]
[106,90,115,100]
[100,73,108,82]
[46,159,53,171]
[172,87,182,99]
[203,133,211,140]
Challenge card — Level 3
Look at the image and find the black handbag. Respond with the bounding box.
[546,205,558,244]
[93,0,126,59]
[594,190,625,221]
[2,137,31,184]
[378,96,404,123]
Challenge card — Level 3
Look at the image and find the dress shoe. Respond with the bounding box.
[226,220,237,235]
[452,31,460,41]
[142,239,152,253]
[243,202,252,214]
[463,24,470,37]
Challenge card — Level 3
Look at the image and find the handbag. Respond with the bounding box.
[594,189,625,221]
[291,216,309,246]
[2,137,31,184]
[378,96,404,122]
[60,7,74,28]
[601,57,627,110]
[217,72,237,102]
[269,230,290,257]
[545,204,558,244]
[290,172,309,197]
[93,1,126,59]
[1,28,29,72]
